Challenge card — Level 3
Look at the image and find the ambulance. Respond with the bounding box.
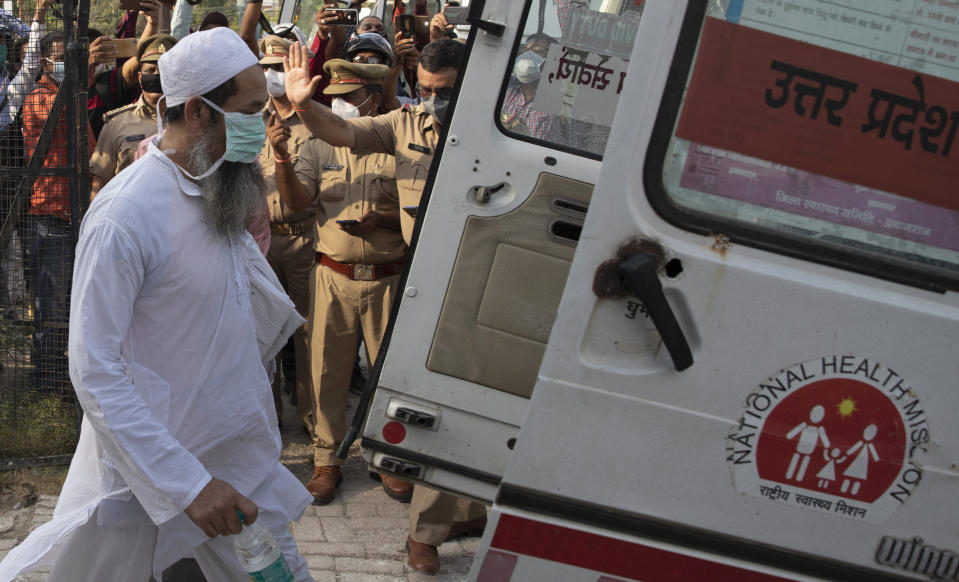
[344,0,959,579]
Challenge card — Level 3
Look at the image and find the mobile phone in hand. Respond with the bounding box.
[328,8,358,26]
[414,15,430,36]
[336,219,360,226]
[114,37,137,58]
[395,14,415,39]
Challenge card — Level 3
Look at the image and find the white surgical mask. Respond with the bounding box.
[331,94,372,120]
[265,68,286,98]
[420,95,449,126]
[513,50,545,84]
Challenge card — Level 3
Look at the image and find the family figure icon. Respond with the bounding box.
[785,405,880,496]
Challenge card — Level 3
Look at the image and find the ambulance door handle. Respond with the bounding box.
[377,457,424,478]
[394,407,437,429]
[619,253,694,372]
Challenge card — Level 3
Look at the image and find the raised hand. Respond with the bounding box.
[429,12,452,42]
[88,36,117,66]
[283,41,322,110]
[138,0,161,23]
[315,2,345,42]
[393,31,419,71]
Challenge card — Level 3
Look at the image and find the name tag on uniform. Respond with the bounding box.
[408,143,431,155]
[125,134,146,142]
[322,164,344,171]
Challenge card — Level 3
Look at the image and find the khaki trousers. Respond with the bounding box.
[409,485,487,546]
[309,264,397,466]
[266,231,315,433]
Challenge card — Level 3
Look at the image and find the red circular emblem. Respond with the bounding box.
[756,378,905,503]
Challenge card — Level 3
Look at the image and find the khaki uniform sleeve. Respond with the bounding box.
[89,118,120,179]
[350,109,403,157]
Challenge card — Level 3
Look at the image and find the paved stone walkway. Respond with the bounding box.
[0,392,480,581]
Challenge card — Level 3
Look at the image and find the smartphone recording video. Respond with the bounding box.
[395,14,415,39]
[114,37,137,59]
[328,8,358,27]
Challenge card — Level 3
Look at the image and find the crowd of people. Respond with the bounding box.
[0,0,569,579]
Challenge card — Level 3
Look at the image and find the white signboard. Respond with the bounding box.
[561,6,641,60]
[532,43,630,126]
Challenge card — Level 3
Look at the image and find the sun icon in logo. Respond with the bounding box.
[836,397,857,419]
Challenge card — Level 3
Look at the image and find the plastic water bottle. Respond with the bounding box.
[234,511,295,582]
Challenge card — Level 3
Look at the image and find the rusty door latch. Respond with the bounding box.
[593,240,694,371]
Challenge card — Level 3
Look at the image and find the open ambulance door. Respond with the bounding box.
[353,0,644,502]
[469,0,959,580]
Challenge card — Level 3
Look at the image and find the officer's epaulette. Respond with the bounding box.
[402,103,414,112]
[103,102,136,121]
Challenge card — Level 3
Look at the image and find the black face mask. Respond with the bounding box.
[140,72,162,94]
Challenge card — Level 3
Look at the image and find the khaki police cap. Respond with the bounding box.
[259,35,292,65]
[322,59,389,95]
[137,34,177,63]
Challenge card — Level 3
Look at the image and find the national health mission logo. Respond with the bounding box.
[728,356,930,524]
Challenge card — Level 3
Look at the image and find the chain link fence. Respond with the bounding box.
[1,0,289,470]
[1,0,89,469]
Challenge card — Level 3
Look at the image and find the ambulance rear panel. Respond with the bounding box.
[479,0,959,580]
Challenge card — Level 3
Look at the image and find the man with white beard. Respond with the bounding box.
[0,28,314,582]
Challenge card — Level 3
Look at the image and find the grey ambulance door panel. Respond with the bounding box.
[359,0,643,502]
[497,0,959,580]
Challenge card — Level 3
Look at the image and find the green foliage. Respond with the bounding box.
[0,321,77,460]
[0,392,79,459]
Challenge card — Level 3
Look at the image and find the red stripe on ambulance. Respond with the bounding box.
[484,514,795,582]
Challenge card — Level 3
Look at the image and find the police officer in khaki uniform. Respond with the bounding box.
[89,34,176,200]
[274,59,412,506]
[284,39,486,575]
[259,34,317,433]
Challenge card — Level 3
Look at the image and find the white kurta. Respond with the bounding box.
[0,143,313,581]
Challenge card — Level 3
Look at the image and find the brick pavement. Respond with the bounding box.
[0,392,482,581]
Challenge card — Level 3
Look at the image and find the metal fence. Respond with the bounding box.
[1,0,90,469]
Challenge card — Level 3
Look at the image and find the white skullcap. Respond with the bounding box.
[158,27,259,107]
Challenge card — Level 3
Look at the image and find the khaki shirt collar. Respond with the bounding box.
[412,103,440,135]
[136,95,158,119]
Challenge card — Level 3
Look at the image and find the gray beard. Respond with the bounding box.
[188,131,266,237]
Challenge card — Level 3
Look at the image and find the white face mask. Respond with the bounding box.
[264,68,286,98]
[331,94,372,120]
[514,50,545,84]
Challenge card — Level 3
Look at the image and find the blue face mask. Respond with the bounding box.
[200,96,266,164]
[48,60,65,84]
